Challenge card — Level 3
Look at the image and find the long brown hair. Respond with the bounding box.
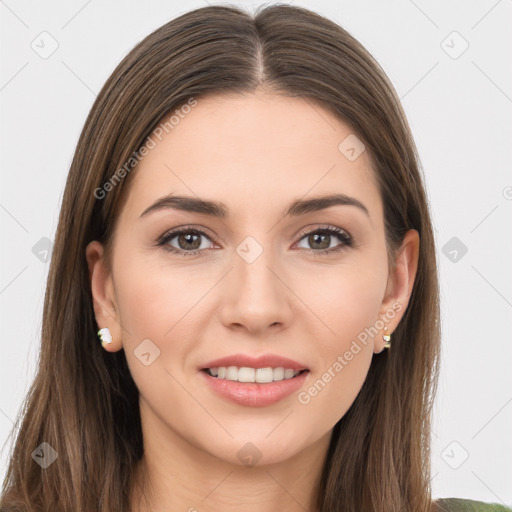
[1,4,440,511]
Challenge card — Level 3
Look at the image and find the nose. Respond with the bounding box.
[218,238,293,335]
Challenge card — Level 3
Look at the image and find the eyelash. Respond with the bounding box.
[156,225,354,257]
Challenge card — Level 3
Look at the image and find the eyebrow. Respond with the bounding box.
[139,193,370,219]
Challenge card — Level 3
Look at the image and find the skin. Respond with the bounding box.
[86,90,419,512]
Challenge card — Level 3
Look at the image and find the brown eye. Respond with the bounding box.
[157,228,216,256]
[174,232,202,251]
[296,227,353,255]
[305,233,331,250]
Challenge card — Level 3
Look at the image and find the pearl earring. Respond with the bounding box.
[383,327,391,350]
[98,327,112,346]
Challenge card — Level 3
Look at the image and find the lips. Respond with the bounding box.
[200,353,309,372]
[200,365,309,407]
[198,353,311,406]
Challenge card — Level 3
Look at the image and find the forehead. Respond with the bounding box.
[121,92,381,223]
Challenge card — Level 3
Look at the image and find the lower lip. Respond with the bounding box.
[199,369,309,407]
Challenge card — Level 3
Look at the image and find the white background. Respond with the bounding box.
[1,0,511,506]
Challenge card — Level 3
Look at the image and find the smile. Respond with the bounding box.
[200,368,310,407]
[203,366,308,383]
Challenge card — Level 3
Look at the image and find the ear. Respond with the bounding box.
[375,229,420,353]
[85,240,123,352]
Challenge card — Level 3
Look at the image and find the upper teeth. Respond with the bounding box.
[207,366,303,383]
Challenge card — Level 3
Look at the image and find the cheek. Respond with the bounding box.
[295,256,388,349]
[113,244,211,334]
[292,258,386,419]
[111,250,206,374]
[111,254,210,416]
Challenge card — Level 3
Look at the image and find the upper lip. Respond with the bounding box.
[200,354,309,372]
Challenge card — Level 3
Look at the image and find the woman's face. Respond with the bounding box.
[87,91,418,467]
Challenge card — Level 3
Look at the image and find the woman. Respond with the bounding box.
[1,4,509,512]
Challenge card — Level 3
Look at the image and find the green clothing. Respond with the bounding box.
[434,498,512,511]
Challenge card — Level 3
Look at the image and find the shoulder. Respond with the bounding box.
[433,498,512,512]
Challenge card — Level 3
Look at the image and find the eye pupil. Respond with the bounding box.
[309,233,329,250]
[179,232,201,250]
